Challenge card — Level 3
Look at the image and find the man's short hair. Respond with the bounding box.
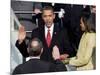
[42,6,54,14]
[28,38,43,56]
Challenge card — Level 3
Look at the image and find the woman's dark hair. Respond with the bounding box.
[28,38,43,56]
[81,13,96,33]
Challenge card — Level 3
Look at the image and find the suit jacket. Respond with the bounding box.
[16,23,75,62]
[56,29,76,57]
[69,32,96,70]
[12,59,67,74]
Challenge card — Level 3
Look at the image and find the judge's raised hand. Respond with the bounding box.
[52,45,60,60]
[18,25,26,44]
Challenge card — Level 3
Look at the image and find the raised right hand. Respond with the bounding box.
[18,25,26,44]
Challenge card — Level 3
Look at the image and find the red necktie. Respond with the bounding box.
[46,29,51,47]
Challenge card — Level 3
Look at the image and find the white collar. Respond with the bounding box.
[26,56,40,61]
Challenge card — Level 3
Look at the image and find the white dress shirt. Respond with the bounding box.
[45,23,54,39]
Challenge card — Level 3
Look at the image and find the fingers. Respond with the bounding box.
[18,25,26,43]
[52,46,59,56]
[52,45,60,60]
[18,25,26,37]
[53,45,59,53]
[60,54,69,60]
[19,25,25,33]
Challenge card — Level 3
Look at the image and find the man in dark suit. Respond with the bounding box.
[13,38,67,74]
[16,6,76,62]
